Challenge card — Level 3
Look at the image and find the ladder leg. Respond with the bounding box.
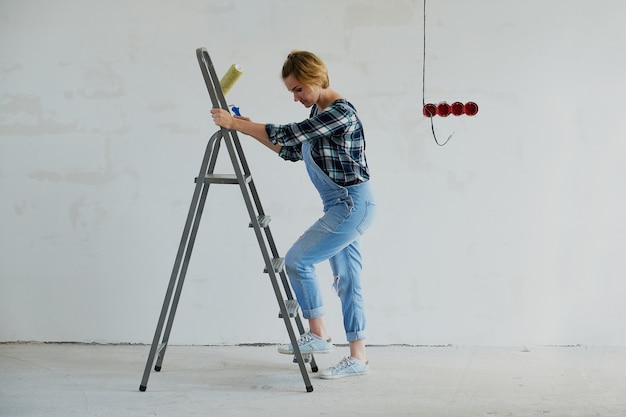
[266,230,318,372]
[286,308,318,371]
[139,192,204,389]
[156,136,223,370]
[246,178,317,373]
[139,265,179,391]
[220,135,314,391]
[155,178,213,370]
[139,133,222,392]
[273,276,314,392]
[276,269,318,372]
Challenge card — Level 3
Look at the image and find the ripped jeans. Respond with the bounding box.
[284,182,376,342]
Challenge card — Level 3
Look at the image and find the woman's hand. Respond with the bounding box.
[210,108,236,129]
[208,110,277,153]
[211,108,253,130]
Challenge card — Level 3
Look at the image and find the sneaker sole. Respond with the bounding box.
[277,347,334,355]
[319,370,369,380]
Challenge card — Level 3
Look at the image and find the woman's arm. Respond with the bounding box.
[210,108,280,154]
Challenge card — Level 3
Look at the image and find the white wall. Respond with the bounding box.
[1,0,625,346]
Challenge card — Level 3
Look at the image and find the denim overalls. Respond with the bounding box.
[284,140,376,342]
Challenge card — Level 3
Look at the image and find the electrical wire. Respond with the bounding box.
[423,0,454,146]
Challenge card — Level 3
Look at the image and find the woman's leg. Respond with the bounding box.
[285,202,362,336]
[308,317,328,339]
[349,339,367,361]
[330,240,367,360]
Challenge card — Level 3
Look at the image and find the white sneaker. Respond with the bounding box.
[277,332,334,355]
[319,356,369,379]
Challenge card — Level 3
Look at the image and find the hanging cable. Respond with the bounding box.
[422,0,454,146]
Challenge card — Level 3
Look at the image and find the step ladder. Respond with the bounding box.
[138,48,316,393]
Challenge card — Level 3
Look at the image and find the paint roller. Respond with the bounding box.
[219,64,243,116]
[219,63,243,95]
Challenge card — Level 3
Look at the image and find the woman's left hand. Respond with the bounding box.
[210,108,234,129]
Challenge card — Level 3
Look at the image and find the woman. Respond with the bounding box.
[210,50,376,379]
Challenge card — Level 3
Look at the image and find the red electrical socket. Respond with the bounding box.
[463,101,478,116]
[436,102,451,117]
[423,101,479,117]
[450,101,464,116]
[422,103,437,117]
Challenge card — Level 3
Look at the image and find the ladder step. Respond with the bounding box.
[249,215,271,228]
[279,299,300,318]
[263,257,285,273]
[195,174,252,184]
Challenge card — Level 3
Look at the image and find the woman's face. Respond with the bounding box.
[284,74,319,108]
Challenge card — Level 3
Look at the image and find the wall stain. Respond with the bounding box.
[342,1,419,53]
[14,201,27,215]
[1,94,42,116]
[68,197,107,236]
[344,1,418,29]
[76,64,124,100]
[149,102,178,113]
[159,123,200,134]
[27,136,140,187]
[28,170,118,186]
[1,63,22,74]
[0,94,78,135]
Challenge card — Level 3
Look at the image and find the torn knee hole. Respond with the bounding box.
[332,276,341,296]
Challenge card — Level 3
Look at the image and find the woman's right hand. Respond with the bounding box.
[210,108,234,129]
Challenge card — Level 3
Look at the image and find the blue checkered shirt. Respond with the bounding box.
[264,99,370,186]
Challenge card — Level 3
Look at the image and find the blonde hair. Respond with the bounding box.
[282,50,330,89]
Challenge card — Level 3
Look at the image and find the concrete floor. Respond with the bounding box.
[1,343,625,417]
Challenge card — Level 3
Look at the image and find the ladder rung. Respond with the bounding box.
[278,299,300,318]
[249,215,271,228]
[263,257,285,273]
[195,174,252,184]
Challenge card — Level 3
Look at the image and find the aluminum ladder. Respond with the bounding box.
[138,47,316,393]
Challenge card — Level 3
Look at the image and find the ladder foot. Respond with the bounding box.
[306,385,314,393]
[154,365,161,372]
[311,364,319,373]
[139,385,147,392]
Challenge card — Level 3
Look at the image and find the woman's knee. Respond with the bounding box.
[285,248,304,277]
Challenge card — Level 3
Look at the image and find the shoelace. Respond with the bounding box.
[297,332,315,345]
[331,356,354,370]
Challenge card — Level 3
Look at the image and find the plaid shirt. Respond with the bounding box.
[264,99,369,186]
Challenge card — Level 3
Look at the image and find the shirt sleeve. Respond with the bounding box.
[265,103,353,147]
[278,143,303,162]
[264,124,303,161]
